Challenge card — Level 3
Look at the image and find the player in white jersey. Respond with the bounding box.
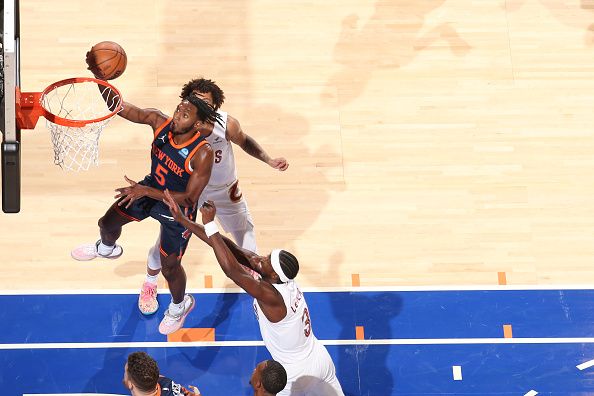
[162,191,344,396]
[185,78,289,248]
[138,78,289,315]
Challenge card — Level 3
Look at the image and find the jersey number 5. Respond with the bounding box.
[155,164,169,186]
[302,307,312,337]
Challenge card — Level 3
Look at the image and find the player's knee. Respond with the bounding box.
[161,262,173,277]
[98,215,110,231]
[160,255,180,276]
[98,215,118,233]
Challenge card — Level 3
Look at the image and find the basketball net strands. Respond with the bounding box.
[1,1,123,213]
[17,77,123,172]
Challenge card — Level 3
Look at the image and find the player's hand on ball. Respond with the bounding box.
[200,200,217,224]
[163,189,185,223]
[85,51,104,80]
[86,41,127,80]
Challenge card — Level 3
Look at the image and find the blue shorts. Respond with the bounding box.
[114,176,197,257]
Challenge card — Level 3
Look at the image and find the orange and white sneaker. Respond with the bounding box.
[158,294,195,335]
[138,282,159,315]
[71,240,123,261]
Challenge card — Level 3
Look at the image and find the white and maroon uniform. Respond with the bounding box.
[198,110,257,252]
[254,280,344,396]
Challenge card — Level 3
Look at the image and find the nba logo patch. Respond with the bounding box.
[178,148,189,158]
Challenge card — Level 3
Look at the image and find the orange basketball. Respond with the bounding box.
[86,41,127,80]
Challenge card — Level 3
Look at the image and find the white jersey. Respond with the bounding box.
[205,110,237,188]
[253,280,316,364]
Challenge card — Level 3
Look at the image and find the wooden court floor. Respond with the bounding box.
[2,0,594,290]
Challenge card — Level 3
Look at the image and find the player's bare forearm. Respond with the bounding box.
[209,233,280,303]
[209,233,245,278]
[240,135,271,164]
[97,84,122,113]
[97,85,168,130]
[205,226,253,268]
[95,82,166,129]
[141,186,194,206]
[221,236,254,269]
[176,215,252,268]
[117,102,167,129]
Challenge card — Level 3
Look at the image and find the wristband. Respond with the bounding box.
[204,221,219,237]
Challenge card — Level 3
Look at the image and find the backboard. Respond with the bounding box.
[1,0,19,213]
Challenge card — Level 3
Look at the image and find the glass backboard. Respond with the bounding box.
[1,0,20,213]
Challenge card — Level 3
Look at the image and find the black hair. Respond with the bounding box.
[180,78,225,110]
[127,352,159,392]
[279,250,299,280]
[261,360,288,394]
[184,95,223,127]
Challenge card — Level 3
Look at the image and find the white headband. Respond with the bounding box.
[271,249,290,283]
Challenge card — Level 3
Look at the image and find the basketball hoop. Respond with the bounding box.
[16,77,123,171]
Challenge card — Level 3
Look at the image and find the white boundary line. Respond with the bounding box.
[3,284,594,295]
[4,337,594,350]
[577,359,594,370]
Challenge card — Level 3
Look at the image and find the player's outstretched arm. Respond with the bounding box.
[162,190,255,269]
[117,102,169,131]
[200,201,284,307]
[86,51,168,131]
[226,116,289,171]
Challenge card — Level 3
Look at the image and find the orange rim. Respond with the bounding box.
[40,77,124,127]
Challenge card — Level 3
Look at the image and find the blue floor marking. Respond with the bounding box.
[4,344,594,395]
[4,289,594,343]
[3,289,594,395]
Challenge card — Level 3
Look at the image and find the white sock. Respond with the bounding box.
[146,274,158,285]
[168,299,185,315]
[97,241,115,256]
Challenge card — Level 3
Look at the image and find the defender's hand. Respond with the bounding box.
[85,50,104,80]
[163,189,186,223]
[200,200,217,224]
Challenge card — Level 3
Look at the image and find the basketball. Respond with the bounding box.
[86,41,127,80]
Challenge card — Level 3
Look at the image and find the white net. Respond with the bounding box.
[41,80,122,171]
